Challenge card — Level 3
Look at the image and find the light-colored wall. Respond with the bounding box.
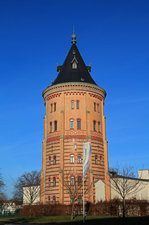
[95,179,105,202]
[95,170,149,203]
[23,186,40,205]
[138,169,149,179]
[137,170,149,201]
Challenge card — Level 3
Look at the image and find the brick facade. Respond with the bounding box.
[41,82,110,204]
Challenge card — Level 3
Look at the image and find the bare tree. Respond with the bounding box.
[62,168,92,220]
[0,172,6,212]
[0,173,4,195]
[13,171,40,205]
[109,167,144,218]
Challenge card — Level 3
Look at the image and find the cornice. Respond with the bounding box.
[42,82,106,100]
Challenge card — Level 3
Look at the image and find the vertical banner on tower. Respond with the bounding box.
[83,142,91,178]
[83,142,91,223]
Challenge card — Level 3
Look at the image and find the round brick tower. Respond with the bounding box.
[40,33,110,204]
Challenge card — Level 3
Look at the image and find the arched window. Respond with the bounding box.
[78,176,82,184]
[70,119,74,129]
[53,177,56,186]
[71,100,74,109]
[78,195,82,205]
[53,155,56,165]
[70,176,75,185]
[48,196,50,201]
[77,154,81,163]
[70,154,74,163]
[76,100,79,109]
[48,177,51,185]
[95,155,98,164]
[72,61,77,69]
[77,119,81,129]
[74,144,77,150]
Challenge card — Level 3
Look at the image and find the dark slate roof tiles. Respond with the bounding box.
[52,43,97,86]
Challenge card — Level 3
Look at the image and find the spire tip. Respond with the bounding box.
[71,27,77,44]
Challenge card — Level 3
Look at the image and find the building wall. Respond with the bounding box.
[137,170,149,201]
[95,179,105,202]
[23,186,40,205]
[95,170,149,203]
[41,82,110,204]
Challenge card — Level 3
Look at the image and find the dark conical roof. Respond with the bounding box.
[52,36,97,86]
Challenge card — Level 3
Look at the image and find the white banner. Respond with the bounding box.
[83,142,91,178]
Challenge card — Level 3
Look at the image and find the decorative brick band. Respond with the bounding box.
[47,136,60,142]
[47,93,62,101]
[64,91,86,96]
[91,136,103,142]
[89,93,103,101]
[64,135,87,140]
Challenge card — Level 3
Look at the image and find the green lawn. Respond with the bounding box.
[0,216,149,224]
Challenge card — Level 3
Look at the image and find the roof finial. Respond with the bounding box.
[71,27,77,44]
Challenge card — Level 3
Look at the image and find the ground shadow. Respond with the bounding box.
[0,216,149,225]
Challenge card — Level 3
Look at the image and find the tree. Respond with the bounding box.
[0,172,6,212]
[13,171,40,205]
[109,167,144,218]
[62,168,92,220]
[0,173,4,195]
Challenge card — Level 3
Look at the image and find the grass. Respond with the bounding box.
[0,216,149,224]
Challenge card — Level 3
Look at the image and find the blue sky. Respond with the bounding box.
[0,0,149,198]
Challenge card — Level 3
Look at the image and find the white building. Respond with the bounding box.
[23,185,40,205]
[95,169,149,203]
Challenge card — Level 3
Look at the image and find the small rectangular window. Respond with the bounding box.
[71,100,74,109]
[49,156,51,164]
[70,195,74,204]
[94,103,96,112]
[95,155,98,164]
[53,156,56,165]
[54,121,57,131]
[53,196,56,203]
[50,122,52,132]
[70,119,74,129]
[76,100,79,109]
[51,104,53,112]
[54,103,56,112]
[98,122,100,132]
[78,196,82,205]
[97,104,99,112]
[77,119,81,129]
[93,120,96,131]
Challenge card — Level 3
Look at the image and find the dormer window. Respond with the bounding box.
[72,61,77,69]
[71,56,78,69]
